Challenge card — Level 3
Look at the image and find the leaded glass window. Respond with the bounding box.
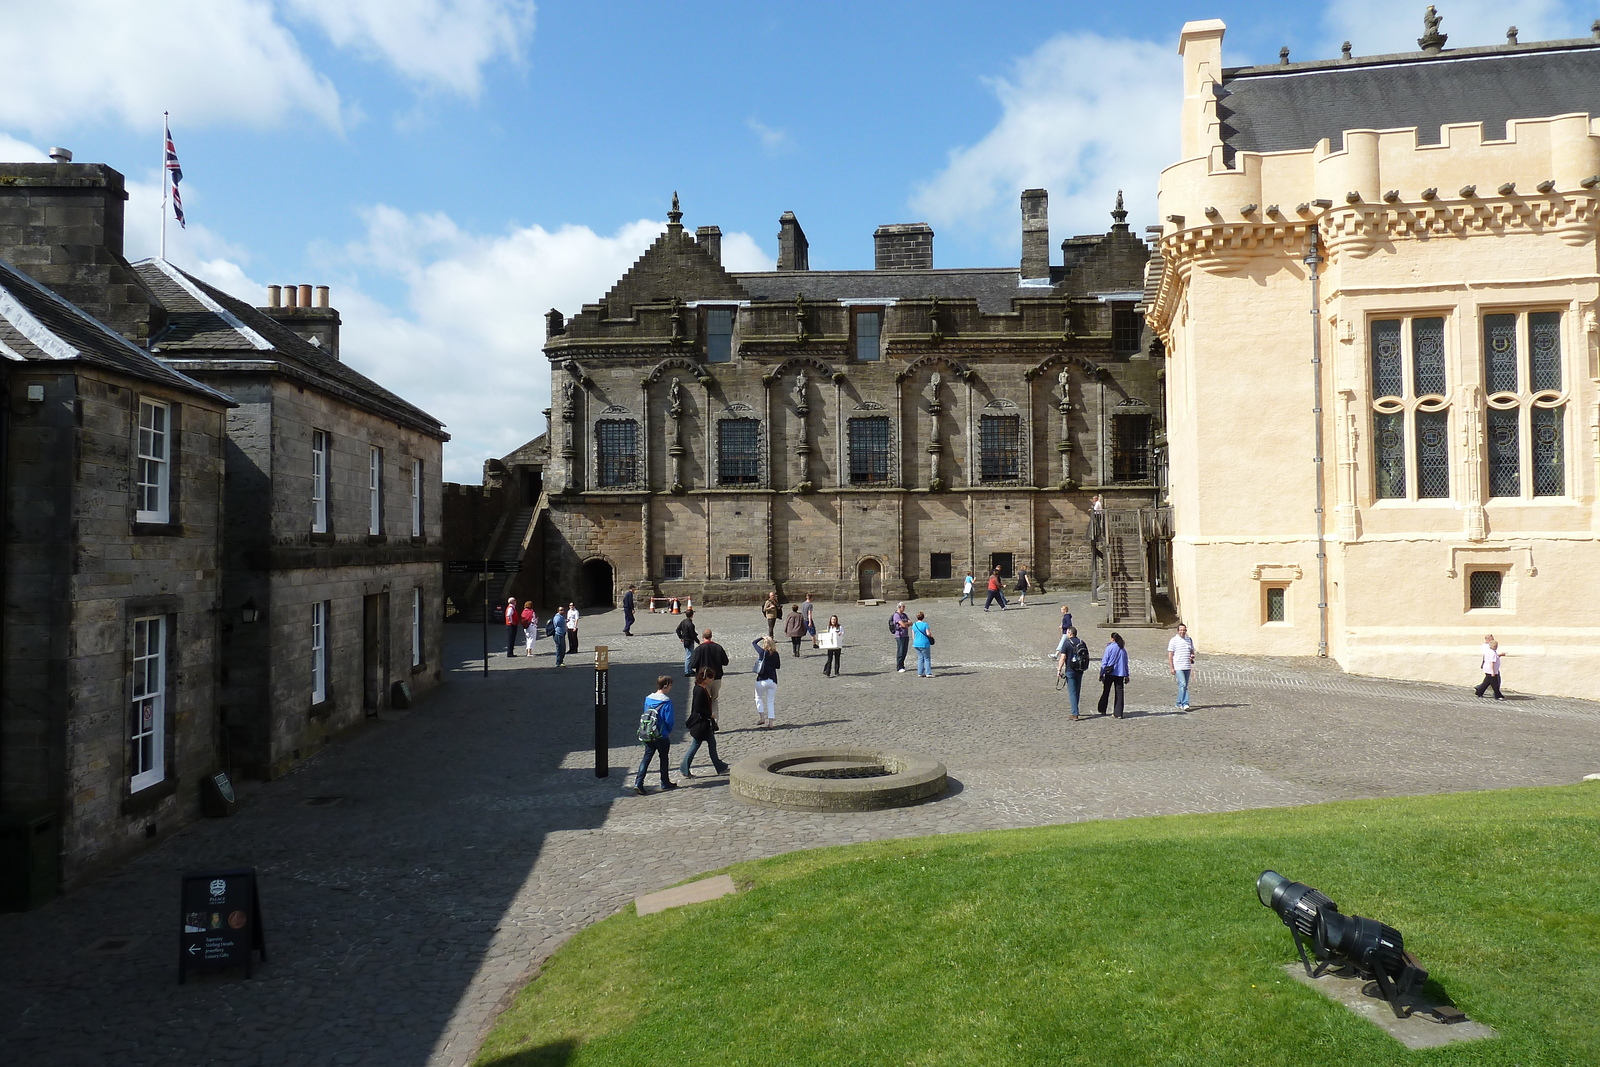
[1370,320,1402,399]
[1484,314,1518,393]
[1110,414,1152,483]
[1487,408,1520,497]
[1265,586,1286,623]
[596,420,638,487]
[1373,412,1406,498]
[1533,406,1564,497]
[979,414,1021,482]
[1468,570,1502,609]
[847,416,891,485]
[1415,410,1449,498]
[1412,317,1446,396]
[717,418,760,485]
[1529,311,1562,392]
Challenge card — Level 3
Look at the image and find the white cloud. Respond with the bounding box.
[0,135,49,162]
[1322,0,1588,55]
[282,0,536,97]
[746,117,793,154]
[910,33,1179,251]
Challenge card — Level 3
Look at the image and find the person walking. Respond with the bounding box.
[762,593,780,638]
[984,569,1009,611]
[688,628,728,706]
[1059,603,1073,635]
[820,614,843,677]
[958,570,975,606]
[1097,632,1129,718]
[1474,635,1504,699]
[675,607,699,676]
[551,608,568,666]
[1167,623,1196,711]
[565,603,580,655]
[802,594,818,648]
[1056,625,1091,720]
[521,601,538,655]
[503,596,520,656]
[784,604,807,655]
[632,675,678,796]
[890,603,911,672]
[911,611,934,677]
[622,583,636,637]
[752,636,781,727]
[1015,565,1031,606]
[679,667,729,778]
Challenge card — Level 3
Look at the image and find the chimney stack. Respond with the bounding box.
[873,223,934,270]
[260,283,340,358]
[1021,189,1050,280]
[696,225,722,265]
[777,211,809,271]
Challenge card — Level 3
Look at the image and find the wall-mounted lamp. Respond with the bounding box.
[240,599,260,625]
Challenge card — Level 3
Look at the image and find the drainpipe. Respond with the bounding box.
[1304,226,1330,658]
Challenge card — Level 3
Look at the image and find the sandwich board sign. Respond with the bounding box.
[179,867,266,981]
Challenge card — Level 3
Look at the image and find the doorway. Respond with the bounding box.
[522,468,543,504]
[857,558,883,600]
[989,552,1014,579]
[580,558,614,609]
[362,592,389,715]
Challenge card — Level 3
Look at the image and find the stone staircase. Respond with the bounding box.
[1104,508,1154,626]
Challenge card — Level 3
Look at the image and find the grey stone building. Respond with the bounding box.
[523,190,1162,607]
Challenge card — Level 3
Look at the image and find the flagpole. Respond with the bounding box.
[160,112,168,261]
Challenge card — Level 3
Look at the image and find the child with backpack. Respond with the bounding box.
[633,675,678,796]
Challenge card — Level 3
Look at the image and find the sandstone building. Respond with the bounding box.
[511,192,1162,608]
[1146,16,1600,698]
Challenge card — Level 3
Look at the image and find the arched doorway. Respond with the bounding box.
[857,557,882,601]
[580,558,614,609]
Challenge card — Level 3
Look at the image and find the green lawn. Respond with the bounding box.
[476,785,1600,1066]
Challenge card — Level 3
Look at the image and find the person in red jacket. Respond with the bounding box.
[984,569,1008,611]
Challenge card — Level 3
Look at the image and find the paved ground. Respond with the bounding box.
[5,591,1599,1067]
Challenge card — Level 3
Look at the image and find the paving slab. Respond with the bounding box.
[634,874,737,916]
[1284,964,1498,1048]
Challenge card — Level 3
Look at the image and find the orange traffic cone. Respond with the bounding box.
[670,598,680,614]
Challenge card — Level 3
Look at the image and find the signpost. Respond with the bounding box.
[448,559,521,674]
[594,645,610,778]
[179,867,266,982]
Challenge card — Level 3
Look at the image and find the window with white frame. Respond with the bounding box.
[130,615,166,791]
[854,309,882,362]
[1370,316,1451,501]
[368,446,383,534]
[136,399,171,523]
[1483,311,1567,499]
[705,307,734,363]
[311,430,330,532]
[410,458,422,538]
[311,601,329,704]
[411,587,423,667]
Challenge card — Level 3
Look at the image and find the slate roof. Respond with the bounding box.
[1218,37,1600,154]
[735,268,1048,315]
[0,257,233,403]
[134,259,447,439]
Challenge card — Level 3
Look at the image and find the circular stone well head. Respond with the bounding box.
[729,747,947,812]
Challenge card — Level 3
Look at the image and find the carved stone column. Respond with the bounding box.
[559,377,577,490]
[1335,387,1359,542]
[667,377,686,494]
[793,370,813,492]
[927,371,944,491]
[1461,384,1487,541]
[1055,364,1074,489]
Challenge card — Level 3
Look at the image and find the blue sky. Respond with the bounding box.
[3,0,1596,479]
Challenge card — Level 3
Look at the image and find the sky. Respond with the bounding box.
[2,0,1596,481]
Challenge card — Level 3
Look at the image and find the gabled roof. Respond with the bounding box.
[1218,37,1600,154]
[600,225,749,314]
[0,257,233,404]
[134,259,447,440]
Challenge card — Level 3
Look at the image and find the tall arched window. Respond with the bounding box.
[1370,315,1450,500]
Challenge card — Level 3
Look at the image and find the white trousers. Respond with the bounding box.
[754,678,777,720]
[524,628,537,652]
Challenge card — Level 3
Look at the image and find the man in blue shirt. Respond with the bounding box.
[622,584,636,637]
[551,608,568,667]
[634,675,678,796]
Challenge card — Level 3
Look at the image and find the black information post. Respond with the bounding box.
[448,559,521,675]
[594,645,610,777]
[179,867,266,982]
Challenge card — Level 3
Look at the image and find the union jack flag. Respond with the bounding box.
[164,117,185,228]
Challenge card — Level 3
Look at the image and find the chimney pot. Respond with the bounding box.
[47,147,72,163]
[315,285,330,308]
[267,284,281,308]
[298,284,312,308]
[873,223,934,271]
[284,285,298,308]
[1020,189,1050,280]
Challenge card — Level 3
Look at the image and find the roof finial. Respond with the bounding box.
[1506,25,1518,44]
[1419,5,1447,53]
[1111,190,1128,228]
[1279,45,1290,64]
[668,191,682,226]
[1341,40,1352,59]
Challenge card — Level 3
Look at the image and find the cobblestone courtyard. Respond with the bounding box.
[5,592,1598,1067]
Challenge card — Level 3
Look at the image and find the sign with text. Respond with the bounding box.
[179,867,266,982]
[448,560,521,574]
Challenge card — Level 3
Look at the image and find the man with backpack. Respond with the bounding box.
[1056,625,1091,720]
[889,603,911,673]
[675,608,699,676]
[633,675,678,796]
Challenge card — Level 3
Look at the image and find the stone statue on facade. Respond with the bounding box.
[668,376,683,417]
[792,370,808,413]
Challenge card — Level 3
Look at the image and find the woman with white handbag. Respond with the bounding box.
[819,615,843,677]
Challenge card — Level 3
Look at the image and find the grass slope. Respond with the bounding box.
[477,786,1600,1066]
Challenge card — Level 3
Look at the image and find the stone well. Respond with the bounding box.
[729,747,947,812]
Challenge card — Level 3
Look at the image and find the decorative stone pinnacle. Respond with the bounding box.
[1111,190,1128,227]
[1506,26,1518,44]
[1279,46,1290,64]
[1341,41,1352,59]
[668,191,682,226]
[1419,5,1447,53]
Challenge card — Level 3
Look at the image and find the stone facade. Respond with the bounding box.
[528,191,1161,607]
[1146,19,1600,698]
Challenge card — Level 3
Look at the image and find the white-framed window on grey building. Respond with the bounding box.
[311,600,329,704]
[728,554,752,580]
[411,459,423,537]
[412,587,423,667]
[368,446,383,534]
[979,414,1022,483]
[130,615,167,792]
[311,430,330,532]
[848,416,891,484]
[1370,316,1451,501]
[596,419,639,487]
[717,418,760,485]
[1483,311,1566,499]
[705,307,734,363]
[662,554,684,581]
[136,399,171,523]
[853,309,882,362]
[1112,304,1142,355]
